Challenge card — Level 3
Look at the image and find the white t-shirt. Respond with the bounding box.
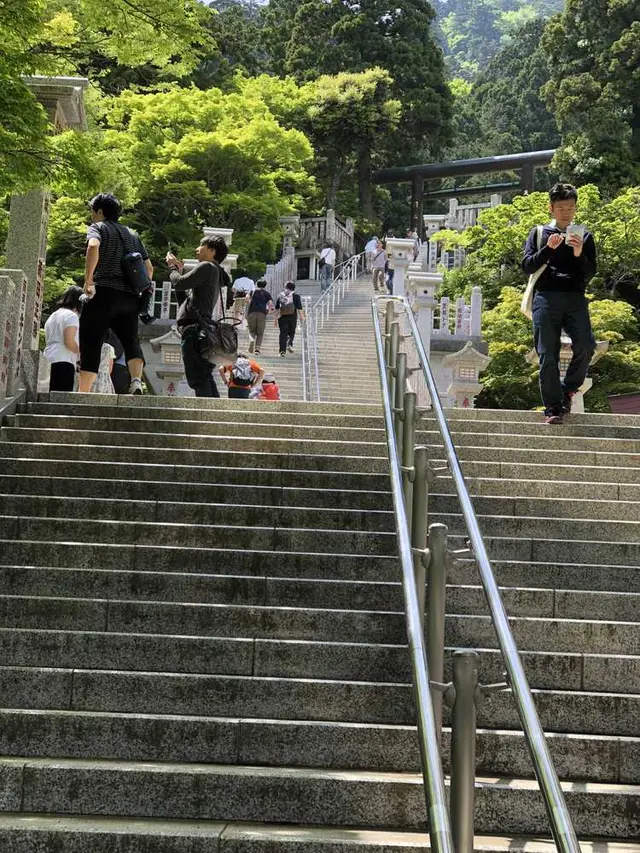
[321,248,336,266]
[44,308,79,364]
[233,276,255,295]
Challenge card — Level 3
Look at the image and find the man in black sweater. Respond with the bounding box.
[522,183,597,425]
[167,235,229,398]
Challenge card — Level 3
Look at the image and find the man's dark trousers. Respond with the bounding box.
[278,315,297,353]
[532,291,595,415]
[181,326,220,398]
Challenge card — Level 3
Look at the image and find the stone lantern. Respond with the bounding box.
[279,215,301,250]
[149,327,190,397]
[443,340,491,409]
[385,237,417,298]
[526,336,610,413]
[407,270,441,356]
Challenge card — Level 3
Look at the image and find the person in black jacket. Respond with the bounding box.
[522,183,597,425]
[166,235,229,398]
[274,281,305,356]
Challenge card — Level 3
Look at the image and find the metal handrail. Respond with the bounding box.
[301,252,366,400]
[371,300,455,853]
[377,296,580,853]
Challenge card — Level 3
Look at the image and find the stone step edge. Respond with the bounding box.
[2,707,638,748]
[4,816,635,853]
[1,664,637,704]
[2,755,639,795]
[1,592,639,628]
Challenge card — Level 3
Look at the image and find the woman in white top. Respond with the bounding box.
[43,286,83,392]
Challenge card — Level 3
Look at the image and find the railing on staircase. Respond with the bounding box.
[371,296,581,853]
[301,252,366,401]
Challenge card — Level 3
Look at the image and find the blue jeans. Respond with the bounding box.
[532,291,595,415]
[320,264,333,291]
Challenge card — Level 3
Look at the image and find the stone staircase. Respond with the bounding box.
[0,393,637,850]
[313,274,381,405]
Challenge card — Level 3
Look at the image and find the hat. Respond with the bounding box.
[263,373,275,383]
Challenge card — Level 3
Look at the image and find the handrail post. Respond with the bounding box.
[427,523,448,740]
[395,351,407,450]
[402,390,416,526]
[450,649,478,853]
[388,322,399,409]
[384,299,395,362]
[411,445,428,627]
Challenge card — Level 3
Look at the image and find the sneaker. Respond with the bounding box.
[255,348,260,355]
[544,413,563,425]
[562,391,574,414]
[248,340,255,353]
[287,345,294,353]
[280,351,286,357]
[128,378,143,396]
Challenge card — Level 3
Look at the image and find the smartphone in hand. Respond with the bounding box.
[565,224,585,242]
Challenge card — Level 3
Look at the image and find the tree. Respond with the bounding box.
[449,19,560,161]
[542,0,640,190]
[261,0,453,192]
[0,0,212,193]
[300,69,401,215]
[192,1,268,90]
[433,0,563,81]
[45,85,316,285]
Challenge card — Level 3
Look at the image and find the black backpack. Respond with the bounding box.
[108,222,151,296]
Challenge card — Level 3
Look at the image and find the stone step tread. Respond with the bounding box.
[0,596,637,656]
[0,495,394,531]
[0,709,636,782]
[2,664,637,736]
[0,569,638,622]
[43,392,384,416]
[0,756,636,838]
[0,626,636,692]
[1,817,633,853]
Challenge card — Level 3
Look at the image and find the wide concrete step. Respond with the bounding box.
[0,440,387,474]
[448,475,635,502]
[0,540,398,581]
[428,441,640,470]
[43,392,384,417]
[1,664,637,734]
[0,456,390,492]
[422,414,640,441]
[434,509,640,544]
[24,401,386,429]
[440,406,640,428]
[0,517,396,556]
[9,413,387,443]
[0,816,636,853]
[0,757,636,837]
[0,494,395,532]
[448,458,640,484]
[432,492,640,522]
[0,627,636,694]
[0,594,636,654]
[0,474,392,510]
[0,427,387,461]
[1,564,637,623]
[0,708,636,783]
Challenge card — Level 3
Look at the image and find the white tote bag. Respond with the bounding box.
[521,225,547,320]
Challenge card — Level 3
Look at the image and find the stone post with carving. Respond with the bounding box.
[385,237,416,299]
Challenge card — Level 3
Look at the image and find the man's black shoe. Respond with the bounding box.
[562,391,575,414]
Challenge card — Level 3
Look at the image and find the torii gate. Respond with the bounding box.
[372,149,556,237]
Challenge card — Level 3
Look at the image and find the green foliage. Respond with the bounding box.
[261,0,453,200]
[447,19,559,165]
[47,84,316,280]
[434,0,563,81]
[542,0,640,190]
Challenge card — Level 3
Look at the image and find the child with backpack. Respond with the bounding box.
[274,281,304,356]
[219,353,264,399]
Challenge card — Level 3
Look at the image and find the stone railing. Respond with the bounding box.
[263,246,296,293]
[298,209,355,261]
